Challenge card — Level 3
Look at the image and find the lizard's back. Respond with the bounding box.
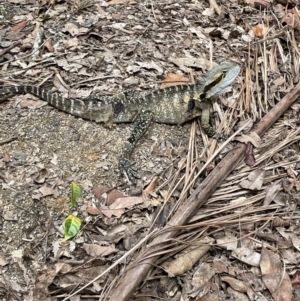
[0,84,200,125]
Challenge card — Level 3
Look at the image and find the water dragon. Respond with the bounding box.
[0,61,240,182]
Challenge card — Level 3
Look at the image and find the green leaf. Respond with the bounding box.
[71,182,81,207]
[64,215,82,240]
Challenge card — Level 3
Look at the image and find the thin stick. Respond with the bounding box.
[209,0,221,16]
[108,80,300,301]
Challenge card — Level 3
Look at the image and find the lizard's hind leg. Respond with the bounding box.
[118,110,153,183]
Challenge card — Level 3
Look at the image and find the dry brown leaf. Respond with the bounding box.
[263,181,281,206]
[136,61,163,74]
[232,247,260,267]
[39,185,58,197]
[252,24,269,37]
[190,262,216,298]
[260,247,282,293]
[100,207,123,218]
[62,22,79,36]
[169,56,210,73]
[216,230,238,250]
[144,175,159,193]
[86,207,103,215]
[235,132,261,148]
[12,21,26,32]
[5,31,25,41]
[93,185,111,200]
[240,169,265,190]
[227,287,249,300]
[101,196,144,218]
[276,227,300,251]
[2,149,10,163]
[107,189,124,206]
[52,240,76,259]
[221,276,248,293]
[281,249,299,265]
[160,73,190,89]
[33,268,56,299]
[109,196,144,210]
[256,232,281,243]
[260,247,292,300]
[83,243,117,256]
[44,38,54,52]
[239,271,266,292]
[212,261,228,274]
[281,10,300,28]
[55,262,72,274]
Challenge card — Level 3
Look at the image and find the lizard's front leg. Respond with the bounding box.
[119,110,153,183]
[201,101,226,139]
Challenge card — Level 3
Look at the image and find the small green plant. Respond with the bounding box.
[70,182,81,208]
[64,182,82,240]
[64,215,82,240]
[0,5,6,15]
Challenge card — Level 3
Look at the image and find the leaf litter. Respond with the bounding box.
[0,0,300,300]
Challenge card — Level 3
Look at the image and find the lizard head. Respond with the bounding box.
[200,61,240,100]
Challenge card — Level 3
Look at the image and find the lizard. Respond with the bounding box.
[0,61,240,182]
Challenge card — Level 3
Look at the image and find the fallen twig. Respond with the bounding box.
[108,81,300,301]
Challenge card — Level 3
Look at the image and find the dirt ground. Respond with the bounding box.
[1,0,300,301]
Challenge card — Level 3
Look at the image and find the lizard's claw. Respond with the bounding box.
[119,156,140,184]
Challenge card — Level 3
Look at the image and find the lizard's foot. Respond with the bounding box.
[212,132,227,140]
[119,156,140,183]
[202,123,227,140]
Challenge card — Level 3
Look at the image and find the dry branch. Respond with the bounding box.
[109,81,300,301]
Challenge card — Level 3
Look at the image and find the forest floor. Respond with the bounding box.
[0,0,300,300]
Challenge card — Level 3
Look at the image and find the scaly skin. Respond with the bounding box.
[0,61,240,182]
